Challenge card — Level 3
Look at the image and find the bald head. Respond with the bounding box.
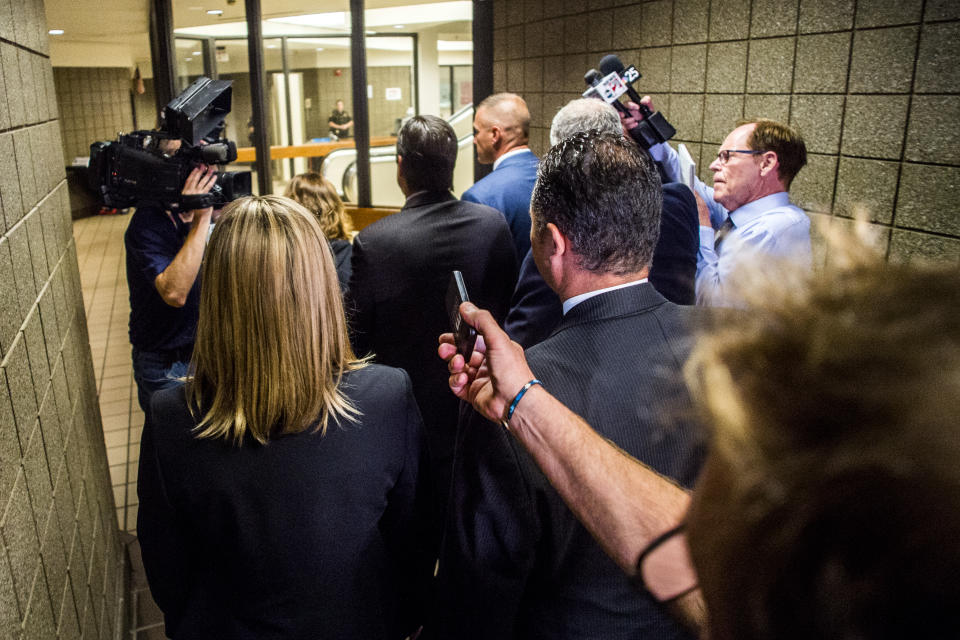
[473,93,531,164]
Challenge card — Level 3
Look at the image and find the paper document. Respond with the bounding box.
[677,144,696,191]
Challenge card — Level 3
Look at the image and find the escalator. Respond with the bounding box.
[321,104,475,207]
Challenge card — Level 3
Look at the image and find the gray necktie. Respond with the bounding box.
[714,217,735,252]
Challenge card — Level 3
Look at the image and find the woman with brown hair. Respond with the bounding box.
[284,172,354,292]
[137,195,429,639]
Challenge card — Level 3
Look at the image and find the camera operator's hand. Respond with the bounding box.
[179,165,218,224]
[620,97,655,135]
[155,164,217,308]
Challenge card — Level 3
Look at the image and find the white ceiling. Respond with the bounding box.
[44,0,471,57]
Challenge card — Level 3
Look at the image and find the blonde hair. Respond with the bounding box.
[683,222,960,639]
[283,173,353,241]
[188,195,365,445]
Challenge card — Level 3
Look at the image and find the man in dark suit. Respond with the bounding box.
[461,93,539,261]
[504,98,698,349]
[431,131,704,640]
[506,182,697,348]
[349,115,518,545]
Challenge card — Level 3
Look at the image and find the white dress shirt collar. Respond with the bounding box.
[729,191,791,227]
[562,278,649,315]
[493,147,533,171]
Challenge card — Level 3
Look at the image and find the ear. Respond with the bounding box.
[490,124,503,146]
[758,150,779,179]
[546,222,567,259]
[396,155,407,190]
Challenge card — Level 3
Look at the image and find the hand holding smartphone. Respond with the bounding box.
[445,270,477,359]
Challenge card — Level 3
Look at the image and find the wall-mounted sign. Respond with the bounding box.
[385,87,402,101]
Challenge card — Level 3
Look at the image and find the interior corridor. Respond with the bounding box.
[73,212,165,638]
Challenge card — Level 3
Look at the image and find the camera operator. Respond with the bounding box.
[125,160,218,415]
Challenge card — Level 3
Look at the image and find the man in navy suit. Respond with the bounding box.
[431,130,704,640]
[462,93,539,261]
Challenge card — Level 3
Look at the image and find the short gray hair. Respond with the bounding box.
[549,99,622,146]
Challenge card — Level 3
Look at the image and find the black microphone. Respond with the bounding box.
[583,69,629,115]
[591,54,676,149]
[599,54,652,117]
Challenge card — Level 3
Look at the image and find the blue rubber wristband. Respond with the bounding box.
[506,379,542,423]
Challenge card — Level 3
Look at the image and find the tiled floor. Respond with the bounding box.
[74,211,144,534]
[74,212,168,638]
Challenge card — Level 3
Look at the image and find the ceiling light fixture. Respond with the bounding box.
[207,9,223,15]
[394,25,404,28]
[316,47,324,51]
[48,29,64,35]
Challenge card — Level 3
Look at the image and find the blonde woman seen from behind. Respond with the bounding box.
[137,195,430,640]
[284,172,354,293]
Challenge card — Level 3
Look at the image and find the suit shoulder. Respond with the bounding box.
[355,210,404,239]
[461,173,500,203]
[150,383,190,420]
[147,383,198,448]
[652,299,698,329]
[342,364,416,408]
[454,199,510,224]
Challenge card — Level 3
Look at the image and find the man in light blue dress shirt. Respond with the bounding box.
[629,102,812,306]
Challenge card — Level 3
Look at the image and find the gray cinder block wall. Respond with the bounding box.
[494,0,960,264]
[1,0,125,638]
[54,68,136,165]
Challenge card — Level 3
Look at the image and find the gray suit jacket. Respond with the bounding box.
[432,283,705,640]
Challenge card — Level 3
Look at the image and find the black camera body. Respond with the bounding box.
[89,77,252,210]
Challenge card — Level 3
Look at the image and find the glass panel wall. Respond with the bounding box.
[354,2,472,206]
[209,38,259,194]
[167,1,472,202]
[174,38,206,92]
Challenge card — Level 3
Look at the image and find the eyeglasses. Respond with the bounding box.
[716,149,764,164]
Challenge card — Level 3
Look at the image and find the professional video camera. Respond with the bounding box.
[89,77,252,211]
[583,54,676,150]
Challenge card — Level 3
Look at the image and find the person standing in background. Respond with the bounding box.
[329,99,353,139]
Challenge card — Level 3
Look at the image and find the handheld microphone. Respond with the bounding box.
[591,54,677,150]
[599,54,651,117]
[583,69,630,115]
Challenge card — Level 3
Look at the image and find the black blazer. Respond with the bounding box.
[432,284,706,640]
[329,237,353,295]
[348,190,518,520]
[138,365,431,640]
[503,182,699,349]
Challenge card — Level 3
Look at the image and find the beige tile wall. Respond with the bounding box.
[1,2,125,638]
[54,67,135,165]
[493,0,960,264]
